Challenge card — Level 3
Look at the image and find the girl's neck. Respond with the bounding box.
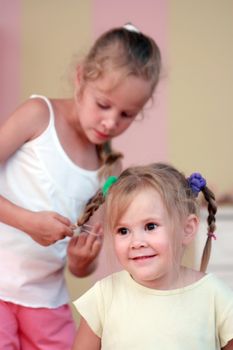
[132,266,205,291]
[158,266,205,290]
[51,98,100,170]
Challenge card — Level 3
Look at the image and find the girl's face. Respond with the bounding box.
[113,189,186,290]
[75,71,152,144]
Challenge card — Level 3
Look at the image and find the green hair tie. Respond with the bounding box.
[102,176,118,196]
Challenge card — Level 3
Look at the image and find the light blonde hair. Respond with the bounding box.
[78,163,217,272]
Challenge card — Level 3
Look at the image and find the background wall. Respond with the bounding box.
[2,0,231,192]
[0,0,20,124]
[21,0,92,99]
[1,0,233,324]
[169,0,233,194]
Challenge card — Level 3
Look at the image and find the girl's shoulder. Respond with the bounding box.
[182,267,232,289]
[93,271,127,297]
[21,96,53,140]
[28,95,53,117]
[208,274,233,298]
[9,95,50,123]
[0,96,52,152]
[25,95,71,139]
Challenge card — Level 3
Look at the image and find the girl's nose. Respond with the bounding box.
[101,113,119,132]
[130,232,147,249]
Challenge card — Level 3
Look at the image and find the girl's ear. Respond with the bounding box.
[74,65,84,99]
[182,214,199,246]
[76,64,83,82]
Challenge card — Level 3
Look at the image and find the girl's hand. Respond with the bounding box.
[22,210,74,246]
[67,223,103,277]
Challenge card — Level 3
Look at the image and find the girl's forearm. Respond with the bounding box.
[0,195,33,232]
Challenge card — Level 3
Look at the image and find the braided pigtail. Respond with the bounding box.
[77,189,105,226]
[200,186,217,272]
[77,144,121,228]
[97,142,123,180]
[187,173,217,272]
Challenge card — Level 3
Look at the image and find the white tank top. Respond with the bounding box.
[0,95,100,308]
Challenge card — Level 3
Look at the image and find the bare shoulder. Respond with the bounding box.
[15,97,51,138]
[1,97,51,136]
[0,97,51,162]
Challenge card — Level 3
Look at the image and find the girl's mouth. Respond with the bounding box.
[94,129,109,140]
[132,254,156,260]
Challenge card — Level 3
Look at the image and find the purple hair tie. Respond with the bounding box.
[187,172,206,196]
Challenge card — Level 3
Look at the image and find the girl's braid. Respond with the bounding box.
[200,186,217,272]
[77,189,105,226]
[77,142,121,228]
[202,186,217,234]
[97,142,123,179]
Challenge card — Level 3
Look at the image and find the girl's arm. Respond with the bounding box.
[0,195,74,245]
[222,339,233,350]
[72,317,101,350]
[0,98,49,162]
[0,99,74,245]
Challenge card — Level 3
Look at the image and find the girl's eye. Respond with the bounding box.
[145,223,157,231]
[121,111,134,118]
[116,227,129,235]
[97,102,109,110]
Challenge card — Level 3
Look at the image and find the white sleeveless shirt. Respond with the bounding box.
[0,95,100,308]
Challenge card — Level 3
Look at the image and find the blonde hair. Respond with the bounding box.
[78,163,217,273]
[81,26,161,93]
[78,25,162,181]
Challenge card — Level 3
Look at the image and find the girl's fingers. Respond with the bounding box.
[85,232,99,249]
[94,223,103,237]
[75,233,88,246]
[91,239,102,256]
[68,235,79,246]
[55,213,71,226]
[78,231,102,253]
[69,223,103,251]
[65,227,74,237]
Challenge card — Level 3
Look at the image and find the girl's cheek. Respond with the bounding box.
[114,238,126,253]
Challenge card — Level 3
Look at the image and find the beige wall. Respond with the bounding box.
[170,0,233,194]
[21,0,92,99]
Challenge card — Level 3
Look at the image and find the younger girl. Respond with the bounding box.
[72,163,233,350]
[0,24,161,349]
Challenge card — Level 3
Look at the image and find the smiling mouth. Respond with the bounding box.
[132,255,156,260]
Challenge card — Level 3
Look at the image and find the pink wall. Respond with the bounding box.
[0,0,21,123]
[92,0,168,167]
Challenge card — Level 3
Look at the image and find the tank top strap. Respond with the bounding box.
[30,94,55,124]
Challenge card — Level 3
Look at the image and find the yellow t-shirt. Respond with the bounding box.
[74,270,233,350]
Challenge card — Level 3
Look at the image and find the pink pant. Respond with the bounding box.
[0,300,76,350]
